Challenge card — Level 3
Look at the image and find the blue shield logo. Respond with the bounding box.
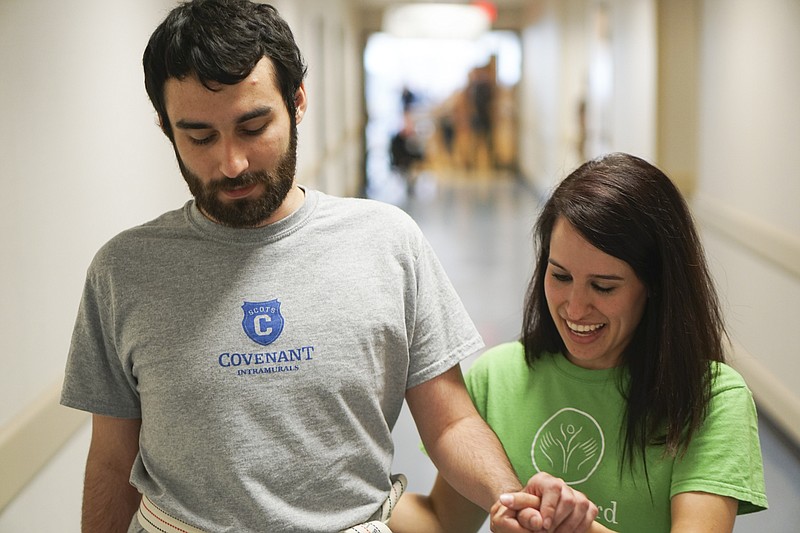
[241,300,284,346]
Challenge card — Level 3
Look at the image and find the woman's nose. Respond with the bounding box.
[565,287,592,319]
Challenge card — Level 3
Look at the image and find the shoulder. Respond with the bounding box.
[311,191,428,256]
[709,362,751,396]
[89,205,188,272]
[314,191,419,230]
[704,362,759,426]
[465,342,541,415]
[466,342,527,386]
[471,341,526,369]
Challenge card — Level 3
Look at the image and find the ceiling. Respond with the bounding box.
[352,0,528,6]
[351,0,531,33]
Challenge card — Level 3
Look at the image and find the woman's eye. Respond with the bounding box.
[551,273,571,283]
[593,284,615,294]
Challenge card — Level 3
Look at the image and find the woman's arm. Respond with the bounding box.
[670,492,737,533]
[389,474,488,533]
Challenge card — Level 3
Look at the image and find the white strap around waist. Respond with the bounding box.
[341,473,407,533]
[138,494,206,533]
[137,473,407,533]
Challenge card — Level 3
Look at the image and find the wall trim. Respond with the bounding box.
[693,193,800,447]
[0,379,89,512]
[728,341,800,447]
[692,193,800,280]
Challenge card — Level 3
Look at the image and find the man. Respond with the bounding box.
[61,1,590,532]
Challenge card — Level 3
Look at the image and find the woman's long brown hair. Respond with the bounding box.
[522,153,726,473]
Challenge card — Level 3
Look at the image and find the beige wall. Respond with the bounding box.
[655,0,699,194]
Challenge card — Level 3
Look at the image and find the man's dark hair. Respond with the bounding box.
[143,0,307,141]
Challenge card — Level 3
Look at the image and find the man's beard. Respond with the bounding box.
[177,126,298,228]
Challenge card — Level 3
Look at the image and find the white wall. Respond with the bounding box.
[0,0,183,430]
[608,0,657,161]
[517,0,563,193]
[0,1,184,528]
[276,0,365,197]
[693,0,800,441]
[517,0,656,194]
[0,0,363,529]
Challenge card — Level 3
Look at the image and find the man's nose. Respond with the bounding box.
[218,138,249,178]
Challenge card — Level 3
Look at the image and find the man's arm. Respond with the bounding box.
[405,365,522,511]
[82,414,142,533]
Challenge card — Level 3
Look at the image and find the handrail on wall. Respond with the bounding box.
[0,378,89,512]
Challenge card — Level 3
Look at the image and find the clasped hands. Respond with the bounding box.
[489,472,598,533]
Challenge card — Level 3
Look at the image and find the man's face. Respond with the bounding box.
[163,57,307,228]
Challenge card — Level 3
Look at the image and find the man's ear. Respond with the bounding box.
[157,113,171,137]
[158,115,177,143]
[293,83,308,124]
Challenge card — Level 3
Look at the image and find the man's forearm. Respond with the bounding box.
[406,366,522,512]
[82,459,140,533]
[425,412,522,511]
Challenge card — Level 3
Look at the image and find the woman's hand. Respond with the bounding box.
[490,472,598,532]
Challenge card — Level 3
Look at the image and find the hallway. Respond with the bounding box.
[1,1,798,530]
[381,171,800,532]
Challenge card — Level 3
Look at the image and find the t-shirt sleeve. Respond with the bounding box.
[404,228,484,389]
[670,364,768,514]
[60,266,141,418]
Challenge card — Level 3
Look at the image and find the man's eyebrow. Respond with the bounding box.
[236,106,272,124]
[175,119,211,130]
[174,107,273,130]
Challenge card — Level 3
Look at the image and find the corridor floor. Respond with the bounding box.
[377,170,800,532]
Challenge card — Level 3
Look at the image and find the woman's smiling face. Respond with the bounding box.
[544,217,648,369]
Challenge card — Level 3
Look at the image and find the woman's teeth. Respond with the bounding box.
[566,320,604,334]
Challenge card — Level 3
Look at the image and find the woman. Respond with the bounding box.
[390,153,767,533]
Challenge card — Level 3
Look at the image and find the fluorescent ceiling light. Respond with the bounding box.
[383,3,491,40]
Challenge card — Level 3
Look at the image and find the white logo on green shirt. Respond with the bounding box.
[531,407,605,484]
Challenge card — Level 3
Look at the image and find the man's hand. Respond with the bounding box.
[489,472,598,532]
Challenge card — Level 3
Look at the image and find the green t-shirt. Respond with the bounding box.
[465,342,767,533]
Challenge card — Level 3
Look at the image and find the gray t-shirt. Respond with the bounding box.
[61,188,483,532]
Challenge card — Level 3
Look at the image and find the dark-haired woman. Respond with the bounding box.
[390,153,767,533]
